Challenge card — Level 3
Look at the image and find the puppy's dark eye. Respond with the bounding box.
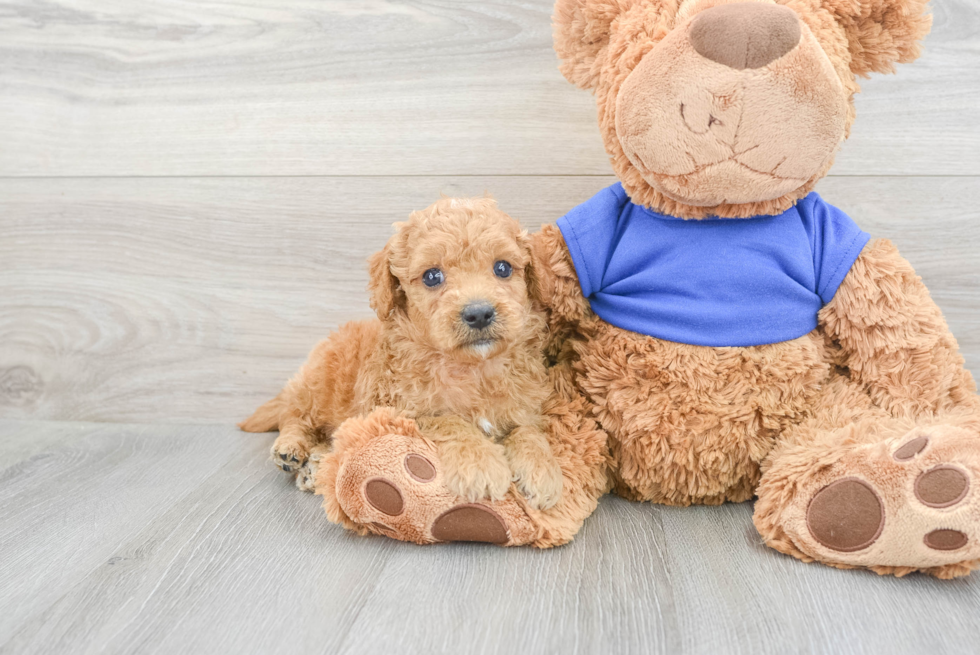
[422,268,445,288]
[493,261,512,279]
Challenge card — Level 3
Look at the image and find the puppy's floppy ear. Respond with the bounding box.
[553,0,643,90]
[367,241,405,320]
[824,0,931,76]
[518,229,539,302]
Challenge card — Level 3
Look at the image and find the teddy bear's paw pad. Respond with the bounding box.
[364,478,405,516]
[404,454,436,482]
[893,435,929,461]
[924,529,969,551]
[806,478,885,552]
[915,466,970,508]
[430,504,509,544]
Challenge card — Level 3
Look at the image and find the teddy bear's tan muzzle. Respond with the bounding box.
[614,1,847,208]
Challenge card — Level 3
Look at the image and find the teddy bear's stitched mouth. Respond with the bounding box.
[640,158,811,206]
[649,158,808,186]
[626,138,806,189]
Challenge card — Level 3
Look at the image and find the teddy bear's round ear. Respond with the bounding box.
[825,0,932,76]
[553,0,641,90]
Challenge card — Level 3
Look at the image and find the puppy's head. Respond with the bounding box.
[368,197,538,361]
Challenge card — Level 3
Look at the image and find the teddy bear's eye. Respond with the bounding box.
[493,261,513,279]
[422,268,444,287]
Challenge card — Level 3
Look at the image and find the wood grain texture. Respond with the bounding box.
[0,0,977,177]
[1,175,978,424]
[1,420,979,655]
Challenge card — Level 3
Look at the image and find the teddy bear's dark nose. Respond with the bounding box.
[689,2,802,70]
[461,302,496,330]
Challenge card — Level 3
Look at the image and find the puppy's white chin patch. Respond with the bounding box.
[478,417,494,435]
[467,339,495,358]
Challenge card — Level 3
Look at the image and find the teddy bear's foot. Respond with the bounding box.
[314,413,540,546]
[334,433,539,545]
[759,424,980,578]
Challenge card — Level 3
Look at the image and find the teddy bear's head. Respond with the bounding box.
[554,0,931,218]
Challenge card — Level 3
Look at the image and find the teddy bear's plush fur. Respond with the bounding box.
[262,0,980,577]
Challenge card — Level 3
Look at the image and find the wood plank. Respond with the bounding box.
[2,420,980,655]
[0,421,398,655]
[658,503,980,654]
[333,493,681,655]
[0,418,98,468]
[1,175,978,424]
[663,503,977,654]
[845,0,980,176]
[0,0,976,177]
[0,421,249,641]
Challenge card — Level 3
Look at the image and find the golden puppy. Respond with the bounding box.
[241,197,563,509]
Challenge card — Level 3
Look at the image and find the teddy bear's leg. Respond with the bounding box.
[754,378,980,578]
[311,364,610,547]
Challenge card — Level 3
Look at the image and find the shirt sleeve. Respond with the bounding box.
[556,183,630,298]
[797,193,871,304]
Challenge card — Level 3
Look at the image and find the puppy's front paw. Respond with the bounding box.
[271,432,310,473]
[295,447,328,492]
[510,451,563,511]
[441,442,512,503]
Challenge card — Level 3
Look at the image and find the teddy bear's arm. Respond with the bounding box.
[818,238,979,417]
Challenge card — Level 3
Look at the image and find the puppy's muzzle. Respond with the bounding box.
[461,302,496,331]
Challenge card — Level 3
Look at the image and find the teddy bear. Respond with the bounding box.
[306,0,980,578]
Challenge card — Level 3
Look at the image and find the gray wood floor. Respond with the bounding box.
[3,420,980,655]
[2,0,980,652]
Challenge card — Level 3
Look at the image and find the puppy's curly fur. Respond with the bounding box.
[241,197,563,510]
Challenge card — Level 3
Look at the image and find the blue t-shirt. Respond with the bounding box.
[556,183,870,347]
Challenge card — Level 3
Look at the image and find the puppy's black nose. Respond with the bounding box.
[461,302,495,330]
